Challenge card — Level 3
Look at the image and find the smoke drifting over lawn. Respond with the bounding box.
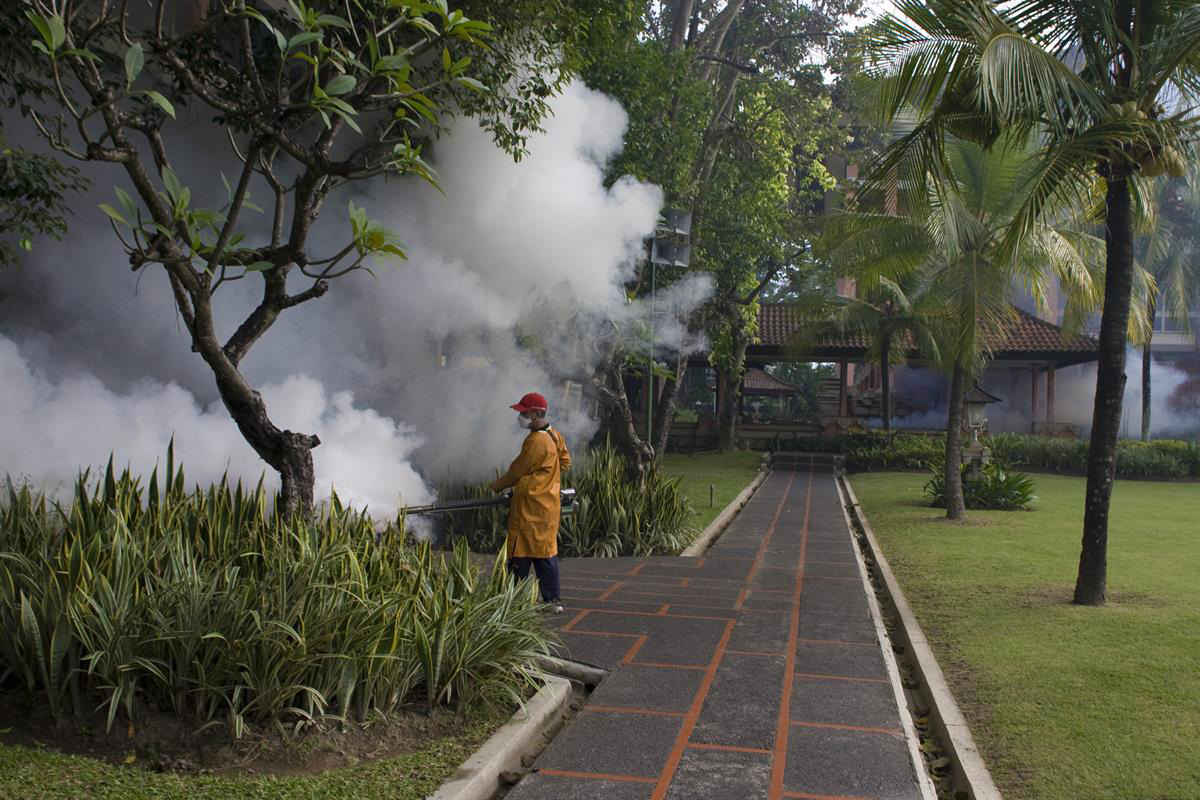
[0,82,704,513]
[886,349,1197,438]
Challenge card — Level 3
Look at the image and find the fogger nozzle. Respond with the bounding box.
[403,488,578,516]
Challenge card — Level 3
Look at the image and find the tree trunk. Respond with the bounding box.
[667,0,694,51]
[717,331,749,453]
[596,358,654,485]
[881,336,892,441]
[209,364,320,517]
[1140,340,1152,441]
[1141,294,1156,442]
[1075,172,1136,606]
[652,351,688,464]
[944,362,967,520]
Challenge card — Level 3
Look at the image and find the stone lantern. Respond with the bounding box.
[963,382,1002,478]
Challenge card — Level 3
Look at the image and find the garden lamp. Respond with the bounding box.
[962,382,1002,478]
[963,382,1002,442]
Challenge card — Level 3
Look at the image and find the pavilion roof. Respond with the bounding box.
[748,303,1099,367]
[743,367,802,395]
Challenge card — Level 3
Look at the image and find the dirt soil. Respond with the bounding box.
[0,686,486,777]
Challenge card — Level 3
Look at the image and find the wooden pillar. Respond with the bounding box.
[1046,364,1056,422]
[1030,365,1039,432]
[839,360,849,416]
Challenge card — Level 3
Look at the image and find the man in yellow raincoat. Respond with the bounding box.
[490,391,571,612]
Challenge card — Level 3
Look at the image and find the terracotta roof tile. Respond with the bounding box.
[754,303,1098,355]
[743,367,801,393]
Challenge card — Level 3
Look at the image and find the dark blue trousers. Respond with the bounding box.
[507,556,560,603]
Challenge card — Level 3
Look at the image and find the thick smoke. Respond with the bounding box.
[0,82,705,511]
[882,350,1197,438]
[0,336,430,515]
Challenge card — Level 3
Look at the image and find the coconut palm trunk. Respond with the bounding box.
[1075,171,1137,606]
[881,335,892,440]
[944,362,967,520]
[1141,294,1156,441]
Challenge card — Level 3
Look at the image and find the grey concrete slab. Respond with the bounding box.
[664,747,772,800]
[797,608,877,643]
[557,597,668,615]
[726,608,793,653]
[508,772,654,799]
[636,621,729,667]
[554,632,639,670]
[784,725,922,799]
[587,664,705,713]
[740,590,795,612]
[803,559,862,578]
[796,639,889,680]
[692,652,786,749]
[791,674,905,730]
[536,709,682,778]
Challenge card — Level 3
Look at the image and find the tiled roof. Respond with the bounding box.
[743,367,801,394]
[754,303,1098,357]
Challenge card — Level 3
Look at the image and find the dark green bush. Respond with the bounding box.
[924,462,1038,510]
[782,430,1197,480]
[441,440,697,558]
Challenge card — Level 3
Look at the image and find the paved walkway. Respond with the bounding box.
[507,454,928,800]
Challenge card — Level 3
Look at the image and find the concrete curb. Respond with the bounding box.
[839,475,1004,800]
[835,476,939,800]
[680,453,772,557]
[427,673,573,800]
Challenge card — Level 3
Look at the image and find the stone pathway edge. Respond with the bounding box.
[840,474,1004,800]
[680,452,773,557]
[428,674,573,800]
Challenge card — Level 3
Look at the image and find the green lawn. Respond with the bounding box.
[849,471,1200,800]
[0,713,501,800]
[662,450,766,530]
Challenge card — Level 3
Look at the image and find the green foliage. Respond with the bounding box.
[443,441,697,557]
[0,453,552,738]
[924,462,1038,511]
[778,431,1200,480]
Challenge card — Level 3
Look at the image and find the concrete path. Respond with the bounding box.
[506,454,928,800]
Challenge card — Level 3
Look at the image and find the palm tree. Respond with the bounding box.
[826,134,1102,518]
[796,275,942,440]
[862,0,1200,603]
[1133,177,1200,439]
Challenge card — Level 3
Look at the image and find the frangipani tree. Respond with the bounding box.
[14,0,598,515]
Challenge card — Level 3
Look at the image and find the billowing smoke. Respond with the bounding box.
[0,336,430,515]
[0,82,708,513]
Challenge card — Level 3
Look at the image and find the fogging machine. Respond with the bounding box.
[403,488,578,516]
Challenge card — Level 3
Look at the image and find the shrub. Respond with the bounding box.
[442,441,697,558]
[781,430,1197,481]
[924,462,1038,511]
[0,455,552,739]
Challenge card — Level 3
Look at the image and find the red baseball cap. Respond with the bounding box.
[510,392,548,412]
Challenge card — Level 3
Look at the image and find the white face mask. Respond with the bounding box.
[518,414,533,429]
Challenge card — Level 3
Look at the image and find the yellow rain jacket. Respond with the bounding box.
[489,426,571,558]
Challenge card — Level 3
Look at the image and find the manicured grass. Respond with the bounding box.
[661,450,765,531]
[849,471,1200,800]
[0,714,502,800]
